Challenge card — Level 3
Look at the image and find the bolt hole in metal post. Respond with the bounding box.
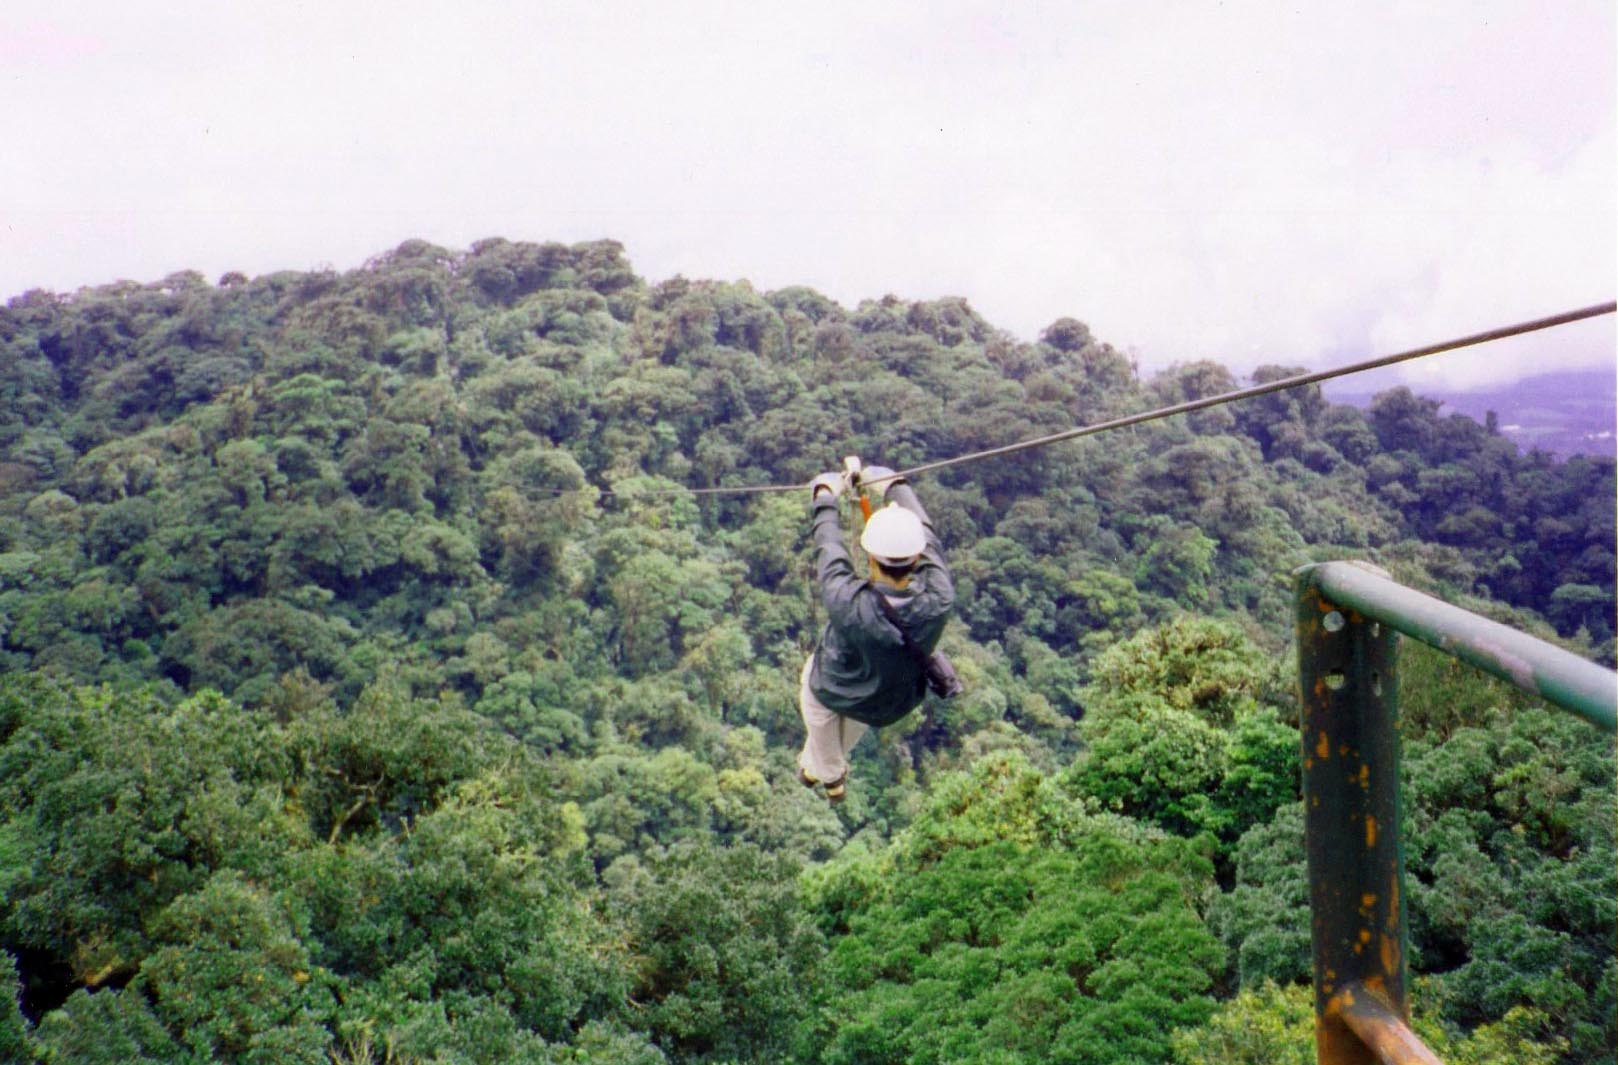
[1324,611,1347,632]
[1325,671,1347,691]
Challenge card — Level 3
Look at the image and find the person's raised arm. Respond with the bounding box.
[808,471,866,610]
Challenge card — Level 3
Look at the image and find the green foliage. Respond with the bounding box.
[1073,695,1230,837]
[1172,980,1570,1065]
[610,842,823,1063]
[0,676,299,982]
[1170,980,1314,1065]
[1136,517,1219,605]
[286,682,503,844]
[0,241,1612,1061]
[1070,617,1299,843]
[137,872,330,1063]
[1210,688,1615,1063]
[1084,616,1287,723]
[1208,804,1313,988]
[308,774,615,1042]
[801,755,1222,1064]
[1403,703,1616,1061]
[33,986,183,1064]
[0,952,34,1064]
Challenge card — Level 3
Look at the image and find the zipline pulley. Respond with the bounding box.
[843,456,873,520]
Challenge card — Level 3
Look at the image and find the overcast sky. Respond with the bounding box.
[4,1,1613,391]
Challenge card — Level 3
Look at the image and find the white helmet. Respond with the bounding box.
[860,503,925,563]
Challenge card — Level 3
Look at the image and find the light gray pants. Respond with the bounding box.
[797,656,869,784]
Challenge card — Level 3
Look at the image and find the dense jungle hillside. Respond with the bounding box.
[0,238,1612,1064]
[1328,368,1618,460]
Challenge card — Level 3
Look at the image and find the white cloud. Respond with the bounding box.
[2,1,1611,394]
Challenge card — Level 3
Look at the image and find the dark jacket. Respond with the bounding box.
[807,481,954,726]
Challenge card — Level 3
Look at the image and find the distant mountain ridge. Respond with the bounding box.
[1325,368,1617,459]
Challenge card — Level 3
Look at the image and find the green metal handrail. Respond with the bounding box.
[1295,561,1617,1065]
[1307,561,1616,732]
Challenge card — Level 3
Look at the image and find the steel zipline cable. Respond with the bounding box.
[556,301,1616,498]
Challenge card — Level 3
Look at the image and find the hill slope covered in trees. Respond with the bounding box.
[1328,368,1618,459]
[0,239,1612,1063]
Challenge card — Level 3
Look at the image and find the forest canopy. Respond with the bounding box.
[0,238,1612,1063]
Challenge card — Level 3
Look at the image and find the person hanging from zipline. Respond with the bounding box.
[797,459,959,803]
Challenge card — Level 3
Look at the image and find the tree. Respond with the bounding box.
[1207,803,1312,988]
[137,873,331,1063]
[1234,366,1326,459]
[1547,582,1611,639]
[1318,404,1380,464]
[1135,518,1218,606]
[475,667,588,753]
[610,841,823,1063]
[1083,616,1285,725]
[31,985,182,1064]
[801,754,1223,1065]
[1073,693,1229,836]
[1172,980,1569,1065]
[1369,387,1442,454]
[290,772,616,1053]
[285,683,501,845]
[1,238,1611,1062]
[0,679,300,995]
[0,953,34,1064]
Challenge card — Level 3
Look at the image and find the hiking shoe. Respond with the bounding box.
[796,766,819,789]
[824,775,847,804]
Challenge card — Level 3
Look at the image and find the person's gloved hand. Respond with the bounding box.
[859,465,903,495]
[809,472,846,500]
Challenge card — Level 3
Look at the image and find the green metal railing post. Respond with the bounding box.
[1295,561,1618,1065]
[1298,565,1417,1064]
[1306,562,1617,733]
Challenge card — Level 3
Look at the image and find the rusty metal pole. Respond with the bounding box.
[1338,981,1444,1064]
[1295,559,1616,1063]
[1308,561,1616,733]
[1297,564,1414,1065]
